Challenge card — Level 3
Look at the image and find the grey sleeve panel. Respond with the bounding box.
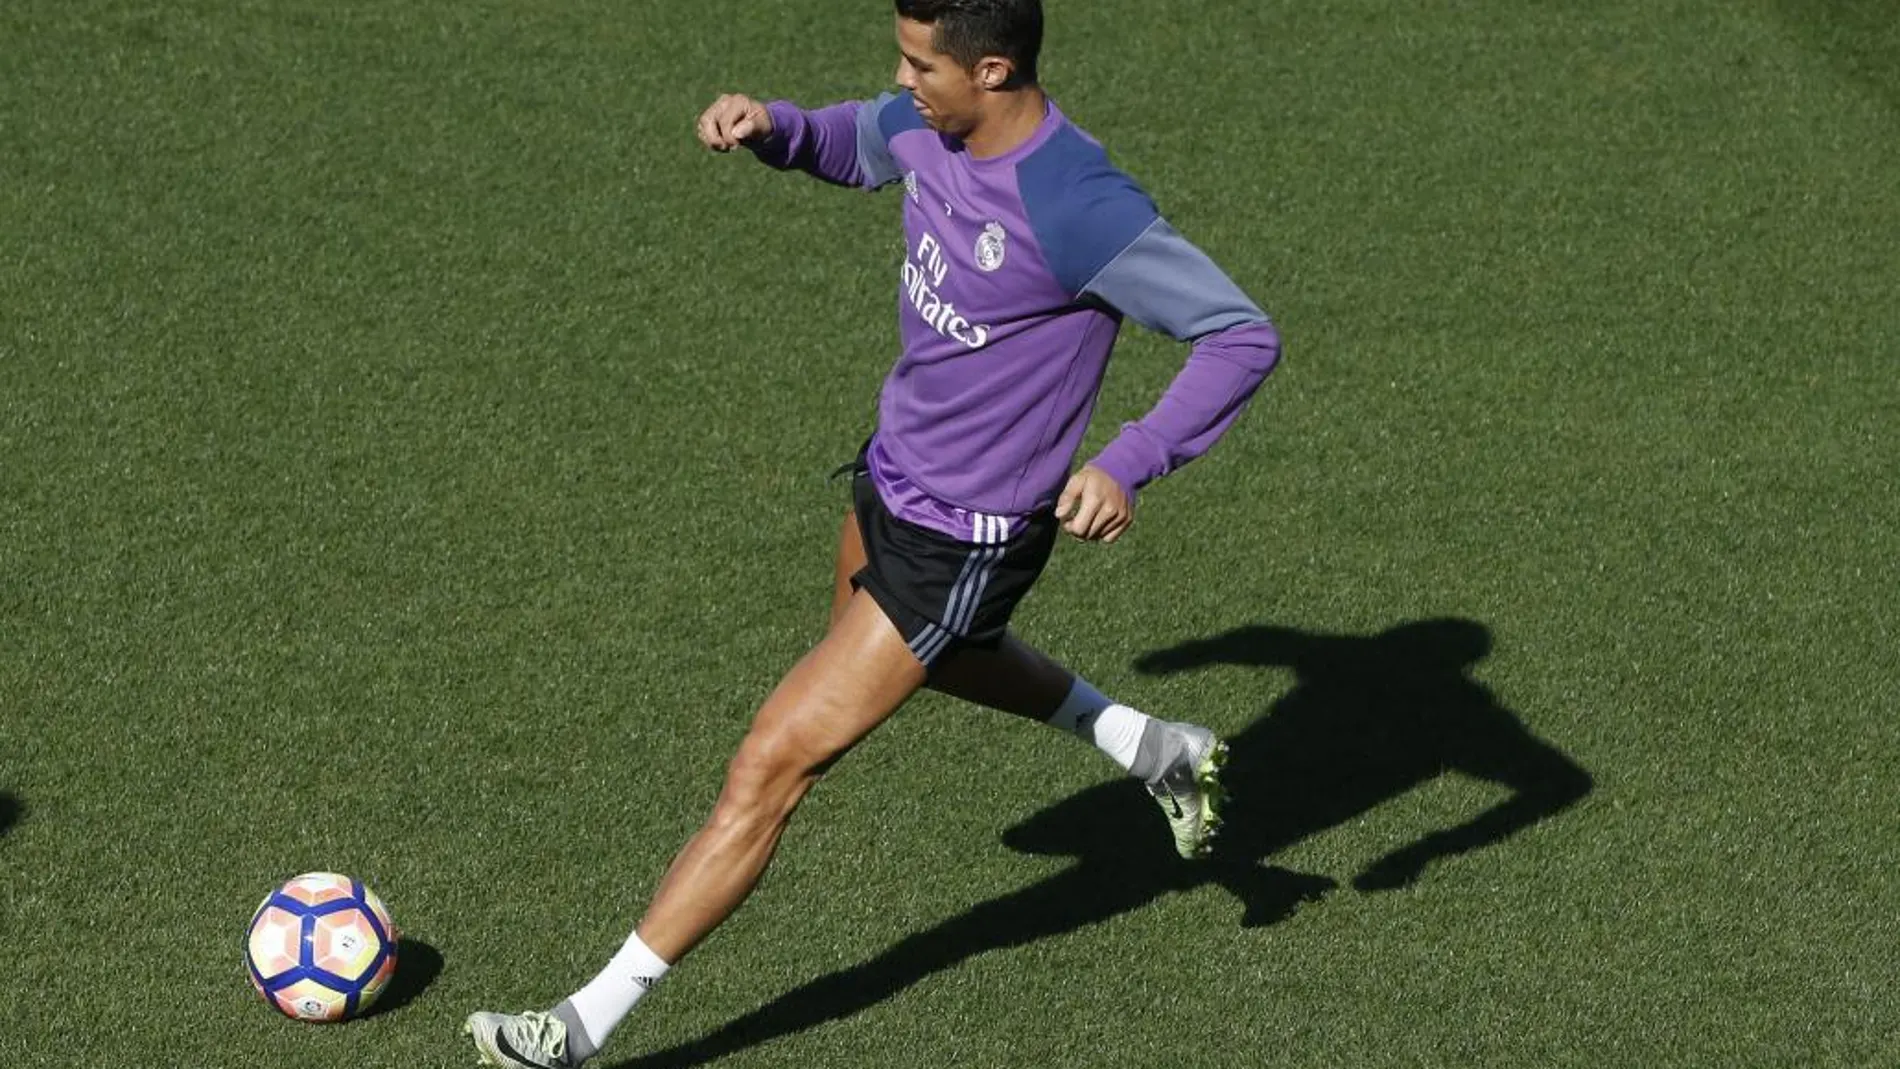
[1079,219,1269,341]
[854,92,907,190]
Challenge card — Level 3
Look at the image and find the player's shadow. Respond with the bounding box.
[607,618,1590,1069]
[1128,618,1594,892]
[361,939,444,1019]
[0,793,21,838]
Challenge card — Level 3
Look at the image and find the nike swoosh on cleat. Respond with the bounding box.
[493,1030,561,1069]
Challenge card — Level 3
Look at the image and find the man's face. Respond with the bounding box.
[894,16,991,137]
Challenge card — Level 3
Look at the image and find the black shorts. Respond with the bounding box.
[844,454,1058,670]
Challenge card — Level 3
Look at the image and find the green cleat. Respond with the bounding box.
[465,1009,575,1069]
[1141,724,1229,859]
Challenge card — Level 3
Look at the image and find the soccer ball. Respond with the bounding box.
[245,872,400,1022]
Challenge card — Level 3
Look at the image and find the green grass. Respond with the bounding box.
[3,0,1897,1065]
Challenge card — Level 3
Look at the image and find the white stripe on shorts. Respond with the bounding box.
[909,622,953,665]
[951,547,1005,636]
[904,514,1015,667]
[971,512,1010,545]
[944,543,1006,639]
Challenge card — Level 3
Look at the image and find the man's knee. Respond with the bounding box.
[712,727,828,833]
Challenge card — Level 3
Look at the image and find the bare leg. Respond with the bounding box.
[830,509,1072,721]
[635,588,927,962]
[823,511,1222,865]
[469,515,1151,1067]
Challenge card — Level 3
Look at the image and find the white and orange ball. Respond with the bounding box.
[245,872,400,1022]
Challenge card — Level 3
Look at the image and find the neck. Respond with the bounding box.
[962,86,1048,159]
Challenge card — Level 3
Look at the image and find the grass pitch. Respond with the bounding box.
[3,0,1896,1066]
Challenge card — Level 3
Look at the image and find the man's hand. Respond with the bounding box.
[1055,465,1133,543]
[696,94,773,152]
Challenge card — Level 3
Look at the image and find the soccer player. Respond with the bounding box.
[466,1,1281,1064]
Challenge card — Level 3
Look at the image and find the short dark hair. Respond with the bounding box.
[895,0,1042,86]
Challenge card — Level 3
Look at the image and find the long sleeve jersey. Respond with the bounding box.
[750,91,1280,542]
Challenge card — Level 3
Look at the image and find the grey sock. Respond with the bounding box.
[552,1000,597,1065]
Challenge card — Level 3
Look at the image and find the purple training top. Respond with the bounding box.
[751,91,1280,542]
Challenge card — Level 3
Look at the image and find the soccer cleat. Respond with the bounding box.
[465,1009,575,1069]
[1141,723,1229,859]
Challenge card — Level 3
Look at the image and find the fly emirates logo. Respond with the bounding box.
[902,232,991,349]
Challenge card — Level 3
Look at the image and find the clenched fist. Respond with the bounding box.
[696,93,773,152]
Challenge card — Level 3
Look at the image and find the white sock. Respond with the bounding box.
[1045,677,1150,772]
[560,931,670,1059]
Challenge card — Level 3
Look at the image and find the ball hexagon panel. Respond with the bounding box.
[312,909,382,982]
[246,905,303,980]
[279,871,355,908]
[359,887,397,940]
[273,977,351,1022]
[361,952,398,1001]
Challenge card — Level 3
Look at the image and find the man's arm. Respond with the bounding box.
[697,92,907,190]
[1080,219,1282,501]
[1021,147,1280,541]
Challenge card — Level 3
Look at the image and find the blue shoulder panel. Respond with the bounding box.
[855,91,927,189]
[1015,125,1160,297]
[876,90,929,142]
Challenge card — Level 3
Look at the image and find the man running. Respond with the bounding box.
[467,2,1280,1064]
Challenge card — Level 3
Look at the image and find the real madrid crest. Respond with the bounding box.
[975,221,1007,272]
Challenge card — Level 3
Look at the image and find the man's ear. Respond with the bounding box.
[976,56,1013,89]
